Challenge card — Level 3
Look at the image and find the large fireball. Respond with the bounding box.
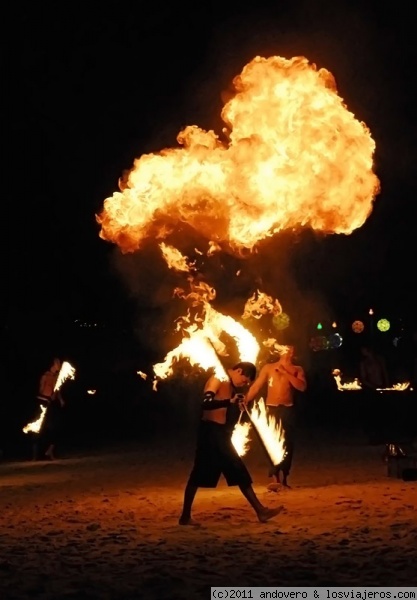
[97,55,380,254]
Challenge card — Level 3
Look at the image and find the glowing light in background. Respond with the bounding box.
[352,320,364,333]
[309,335,329,351]
[328,333,343,349]
[377,318,390,332]
[272,312,290,330]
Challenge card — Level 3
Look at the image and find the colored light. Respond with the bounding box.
[352,320,364,333]
[377,318,390,332]
[329,333,343,349]
[272,312,290,330]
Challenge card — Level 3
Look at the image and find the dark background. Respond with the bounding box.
[4,0,417,457]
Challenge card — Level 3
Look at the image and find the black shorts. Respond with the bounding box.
[187,420,253,488]
[267,405,296,432]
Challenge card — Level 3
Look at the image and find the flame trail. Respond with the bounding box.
[22,405,48,435]
[245,399,286,465]
[23,362,76,435]
[231,412,252,456]
[54,361,76,392]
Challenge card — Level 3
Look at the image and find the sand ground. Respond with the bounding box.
[0,433,416,600]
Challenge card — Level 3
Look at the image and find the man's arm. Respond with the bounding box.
[245,366,268,403]
[278,364,307,392]
[201,376,229,410]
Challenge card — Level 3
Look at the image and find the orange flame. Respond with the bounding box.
[22,405,47,434]
[242,290,282,320]
[23,362,76,434]
[232,399,286,463]
[160,242,195,272]
[153,331,229,382]
[377,382,412,392]
[153,277,260,383]
[332,369,362,391]
[54,361,76,391]
[231,418,252,456]
[97,55,379,255]
[262,338,290,356]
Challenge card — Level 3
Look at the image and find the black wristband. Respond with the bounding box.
[202,398,231,410]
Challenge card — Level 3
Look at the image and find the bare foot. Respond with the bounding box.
[178,516,201,526]
[257,505,284,523]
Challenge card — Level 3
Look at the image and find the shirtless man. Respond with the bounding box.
[245,346,307,489]
[35,358,64,460]
[179,362,283,525]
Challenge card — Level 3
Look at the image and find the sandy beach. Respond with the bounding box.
[1,431,416,600]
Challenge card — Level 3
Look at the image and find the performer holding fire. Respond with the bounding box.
[31,357,66,461]
[179,362,284,526]
[245,345,307,490]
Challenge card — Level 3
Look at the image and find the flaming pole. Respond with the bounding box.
[241,401,285,473]
[23,361,76,435]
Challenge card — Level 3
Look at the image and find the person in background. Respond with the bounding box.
[244,345,307,490]
[359,345,393,453]
[179,362,283,526]
[32,357,65,461]
[359,346,389,391]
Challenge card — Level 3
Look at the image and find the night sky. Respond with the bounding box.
[8,0,417,339]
